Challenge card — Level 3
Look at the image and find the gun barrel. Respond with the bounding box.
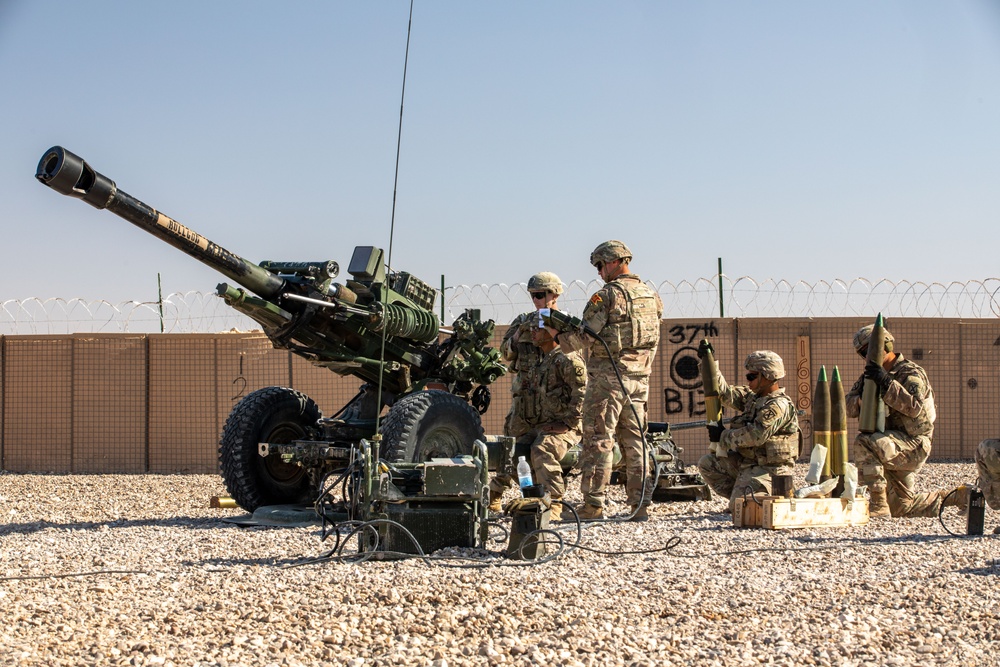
[36,146,285,299]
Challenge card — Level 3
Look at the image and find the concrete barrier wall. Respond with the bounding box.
[2,318,996,473]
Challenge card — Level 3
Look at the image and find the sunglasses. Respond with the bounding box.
[594,261,604,272]
[530,291,548,300]
[746,372,760,381]
[857,345,868,358]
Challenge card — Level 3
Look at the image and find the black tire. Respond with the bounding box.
[379,390,485,463]
[219,386,321,511]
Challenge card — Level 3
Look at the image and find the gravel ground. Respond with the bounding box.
[2,462,998,667]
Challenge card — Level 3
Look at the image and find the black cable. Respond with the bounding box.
[571,535,682,557]
[937,487,966,537]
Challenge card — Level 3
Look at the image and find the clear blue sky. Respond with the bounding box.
[2,1,999,304]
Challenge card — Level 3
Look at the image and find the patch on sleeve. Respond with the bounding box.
[760,405,778,423]
[589,294,603,305]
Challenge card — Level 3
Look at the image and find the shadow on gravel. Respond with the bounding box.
[783,532,996,547]
[0,516,270,537]
[183,554,328,569]
[661,511,733,530]
[956,561,1000,577]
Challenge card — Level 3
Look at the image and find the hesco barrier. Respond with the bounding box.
[1,317,997,473]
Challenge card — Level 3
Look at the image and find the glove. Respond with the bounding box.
[707,421,725,443]
[697,339,714,359]
[864,360,893,395]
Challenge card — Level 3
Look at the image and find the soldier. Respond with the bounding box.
[516,324,587,521]
[489,272,565,512]
[845,324,967,517]
[975,439,1000,513]
[696,348,800,513]
[559,240,663,521]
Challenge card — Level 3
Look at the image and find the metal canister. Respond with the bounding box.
[771,474,795,498]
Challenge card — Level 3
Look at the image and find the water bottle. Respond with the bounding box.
[517,456,533,492]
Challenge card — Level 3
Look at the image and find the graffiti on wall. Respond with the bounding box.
[663,322,719,418]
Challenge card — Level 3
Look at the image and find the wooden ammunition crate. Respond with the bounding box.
[733,496,869,529]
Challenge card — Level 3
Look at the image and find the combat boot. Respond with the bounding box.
[628,505,649,522]
[487,490,503,514]
[577,504,603,520]
[943,485,971,513]
[867,488,891,517]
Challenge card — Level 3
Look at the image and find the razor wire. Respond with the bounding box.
[3,277,1000,334]
[445,276,1000,324]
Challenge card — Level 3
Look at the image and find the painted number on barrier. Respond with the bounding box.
[664,322,720,417]
[667,322,720,345]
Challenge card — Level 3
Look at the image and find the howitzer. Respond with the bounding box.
[36,146,507,515]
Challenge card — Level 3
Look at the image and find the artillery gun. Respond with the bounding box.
[36,146,506,518]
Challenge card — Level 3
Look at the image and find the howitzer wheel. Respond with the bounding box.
[379,390,485,463]
[219,386,321,511]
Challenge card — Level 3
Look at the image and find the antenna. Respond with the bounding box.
[375,0,416,434]
[386,0,414,271]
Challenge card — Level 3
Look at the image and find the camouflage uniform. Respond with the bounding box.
[491,272,569,505]
[489,329,586,504]
[500,311,545,439]
[697,353,799,512]
[567,273,663,509]
[519,347,587,501]
[845,355,942,517]
[975,439,1000,510]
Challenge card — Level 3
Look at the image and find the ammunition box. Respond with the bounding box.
[423,458,480,496]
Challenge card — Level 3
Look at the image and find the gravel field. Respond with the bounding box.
[2,462,998,667]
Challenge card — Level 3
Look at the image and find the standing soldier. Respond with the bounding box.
[559,240,663,521]
[697,348,800,512]
[489,272,565,512]
[846,324,967,517]
[975,439,1000,525]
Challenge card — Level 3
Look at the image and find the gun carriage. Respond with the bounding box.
[36,146,506,526]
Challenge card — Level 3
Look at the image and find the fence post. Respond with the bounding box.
[717,258,724,318]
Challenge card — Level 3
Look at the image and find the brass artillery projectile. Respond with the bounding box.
[699,339,722,424]
[210,496,237,509]
[830,365,848,478]
[813,366,832,479]
[859,313,887,434]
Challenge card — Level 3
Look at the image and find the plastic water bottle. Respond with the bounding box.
[517,456,533,492]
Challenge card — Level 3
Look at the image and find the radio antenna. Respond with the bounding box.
[386,0,414,270]
[375,0,416,434]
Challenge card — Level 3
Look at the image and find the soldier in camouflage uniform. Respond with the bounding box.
[514,324,587,521]
[489,272,565,512]
[696,349,800,513]
[846,324,967,517]
[975,439,1000,511]
[558,240,663,521]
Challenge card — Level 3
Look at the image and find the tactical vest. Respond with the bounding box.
[523,350,585,430]
[591,277,661,358]
[731,393,800,467]
[506,312,543,375]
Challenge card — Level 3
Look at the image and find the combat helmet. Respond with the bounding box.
[744,350,785,381]
[853,324,895,354]
[526,271,564,295]
[590,240,632,267]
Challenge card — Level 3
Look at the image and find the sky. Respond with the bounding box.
[2,1,999,305]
